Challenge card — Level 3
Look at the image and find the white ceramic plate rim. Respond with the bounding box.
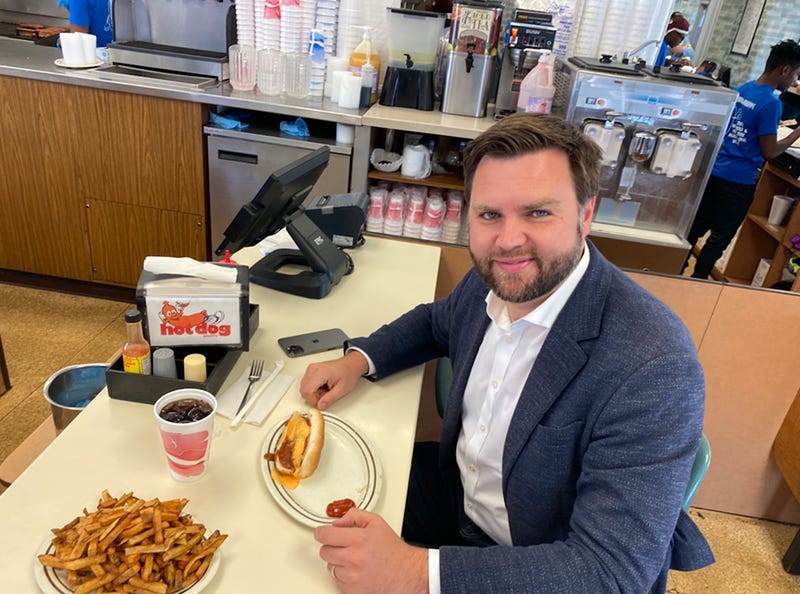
[54,58,103,69]
[33,533,220,594]
[261,412,383,527]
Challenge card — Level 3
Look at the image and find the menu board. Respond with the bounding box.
[448,2,504,55]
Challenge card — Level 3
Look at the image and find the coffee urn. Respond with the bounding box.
[441,2,503,118]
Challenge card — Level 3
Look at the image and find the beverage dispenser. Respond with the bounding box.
[441,2,503,118]
[494,10,557,119]
[558,58,738,240]
[379,8,446,111]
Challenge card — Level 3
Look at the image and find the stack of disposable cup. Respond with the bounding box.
[299,0,317,50]
[280,0,303,54]
[256,0,282,50]
[403,194,425,239]
[421,196,445,242]
[235,0,256,48]
[383,191,406,236]
[441,192,463,244]
[308,30,326,100]
[367,187,387,233]
[316,0,339,60]
[337,0,362,59]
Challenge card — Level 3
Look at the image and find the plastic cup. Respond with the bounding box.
[257,49,282,96]
[154,389,217,482]
[283,52,312,98]
[229,44,257,91]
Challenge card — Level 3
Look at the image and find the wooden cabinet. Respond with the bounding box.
[723,163,800,291]
[0,76,207,287]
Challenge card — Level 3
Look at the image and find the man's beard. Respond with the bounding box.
[470,231,583,304]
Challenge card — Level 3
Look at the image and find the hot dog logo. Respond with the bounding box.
[158,301,230,338]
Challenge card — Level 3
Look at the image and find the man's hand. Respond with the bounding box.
[315,509,428,594]
[299,350,369,410]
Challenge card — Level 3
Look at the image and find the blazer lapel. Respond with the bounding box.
[502,243,613,480]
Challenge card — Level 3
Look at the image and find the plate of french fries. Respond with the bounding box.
[34,490,227,594]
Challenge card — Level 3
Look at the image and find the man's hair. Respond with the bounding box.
[765,39,800,72]
[461,113,601,208]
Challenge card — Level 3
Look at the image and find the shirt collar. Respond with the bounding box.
[485,243,591,332]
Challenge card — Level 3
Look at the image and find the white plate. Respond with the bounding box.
[33,534,220,594]
[54,58,103,69]
[261,412,383,527]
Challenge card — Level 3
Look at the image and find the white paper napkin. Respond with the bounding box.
[216,365,294,425]
[143,256,237,283]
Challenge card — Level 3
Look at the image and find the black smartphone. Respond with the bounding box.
[277,328,349,358]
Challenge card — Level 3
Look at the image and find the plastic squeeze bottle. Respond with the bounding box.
[350,27,381,105]
[517,52,555,114]
[122,309,152,374]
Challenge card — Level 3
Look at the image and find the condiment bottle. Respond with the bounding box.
[122,309,151,374]
[349,27,381,105]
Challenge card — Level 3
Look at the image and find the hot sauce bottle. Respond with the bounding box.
[123,309,152,374]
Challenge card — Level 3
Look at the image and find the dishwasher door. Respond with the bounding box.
[206,128,351,254]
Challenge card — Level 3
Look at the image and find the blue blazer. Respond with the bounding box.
[351,242,714,593]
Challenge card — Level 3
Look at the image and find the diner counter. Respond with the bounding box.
[0,37,365,126]
[0,36,500,136]
[0,236,440,592]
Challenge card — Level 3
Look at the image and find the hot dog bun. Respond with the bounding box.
[271,409,325,489]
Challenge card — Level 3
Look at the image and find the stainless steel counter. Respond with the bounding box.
[0,37,365,126]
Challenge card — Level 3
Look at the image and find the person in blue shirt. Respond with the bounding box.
[655,13,691,68]
[685,40,800,279]
[65,0,113,48]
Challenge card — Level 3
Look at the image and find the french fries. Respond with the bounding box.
[37,490,227,594]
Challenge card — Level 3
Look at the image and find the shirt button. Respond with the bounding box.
[467,502,474,510]
[491,380,498,389]
[480,424,486,433]
[469,464,477,473]
[506,336,514,344]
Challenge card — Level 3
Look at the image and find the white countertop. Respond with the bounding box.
[0,236,440,593]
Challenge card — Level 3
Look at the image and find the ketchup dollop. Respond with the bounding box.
[326,498,356,518]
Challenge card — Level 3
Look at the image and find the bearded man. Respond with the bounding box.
[300,113,714,594]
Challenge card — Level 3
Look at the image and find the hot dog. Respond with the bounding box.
[270,409,325,489]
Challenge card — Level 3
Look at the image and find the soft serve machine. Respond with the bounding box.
[555,58,738,269]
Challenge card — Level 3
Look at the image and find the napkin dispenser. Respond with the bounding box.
[135,263,252,350]
[106,305,260,404]
[303,192,369,248]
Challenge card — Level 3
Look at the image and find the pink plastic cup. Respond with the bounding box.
[154,388,217,482]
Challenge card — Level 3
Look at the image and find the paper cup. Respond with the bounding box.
[59,33,85,66]
[154,389,217,482]
[768,194,793,226]
[76,33,96,64]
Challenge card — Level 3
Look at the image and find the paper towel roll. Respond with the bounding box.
[338,74,362,109]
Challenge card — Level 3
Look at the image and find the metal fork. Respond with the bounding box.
[235,359,264,415]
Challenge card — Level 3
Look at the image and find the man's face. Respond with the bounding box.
[665,32,685,49]
[468,149,595,316]
[778,65,800,92]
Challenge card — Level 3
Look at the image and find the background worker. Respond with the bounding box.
[59,0,113,48]
[686,40,800,279]
[656,12,691,67]
[303,114,713,593]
